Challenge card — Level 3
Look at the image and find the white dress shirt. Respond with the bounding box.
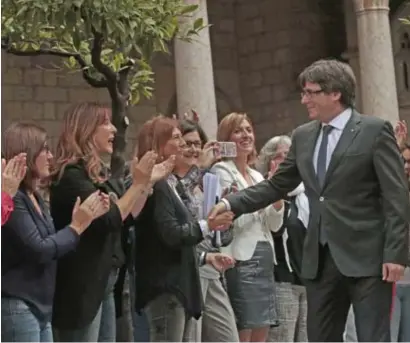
[313,108,352,172]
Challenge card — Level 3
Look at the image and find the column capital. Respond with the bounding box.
[353,0,389,14]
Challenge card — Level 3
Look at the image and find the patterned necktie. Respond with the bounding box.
[316,125,334,187]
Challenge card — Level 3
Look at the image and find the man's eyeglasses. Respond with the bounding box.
[301,89,324,98]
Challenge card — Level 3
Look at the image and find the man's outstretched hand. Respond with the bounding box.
[208,202,228,221]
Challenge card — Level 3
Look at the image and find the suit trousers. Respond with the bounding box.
[189,276,239,342]
[304,245,392,342]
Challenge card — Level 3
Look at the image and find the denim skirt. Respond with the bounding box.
[225,241,278,330]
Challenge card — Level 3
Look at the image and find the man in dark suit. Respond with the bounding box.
[209,59,410,342]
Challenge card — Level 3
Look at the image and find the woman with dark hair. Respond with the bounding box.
[1,122,109,342]
[132,116,235,342]
[49,103,173,342]
[175,118,240,342]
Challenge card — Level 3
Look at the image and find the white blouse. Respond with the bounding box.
[211,160,284,262]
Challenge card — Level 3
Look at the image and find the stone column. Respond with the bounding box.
[174,0,218,138]
[354,0,399,122]
[342,0,362,112]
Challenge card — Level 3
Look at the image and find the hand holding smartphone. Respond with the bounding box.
[218,142,237,158]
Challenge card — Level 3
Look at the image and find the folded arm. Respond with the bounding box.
[373,121,410,266]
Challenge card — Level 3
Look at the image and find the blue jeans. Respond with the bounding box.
[391,284,410,342]
[1,297,53,342]
[54,269,118,342]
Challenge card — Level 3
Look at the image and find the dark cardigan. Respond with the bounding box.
[50,161,130,330]
[133,179,204,319]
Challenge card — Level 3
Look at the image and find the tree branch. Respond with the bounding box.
[90,29,117,83]
[118,59,135,98]
[1,39,108,88]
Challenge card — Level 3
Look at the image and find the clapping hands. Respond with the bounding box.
[394,120,408,149]
[70,191,111,234]
[2,153,27,197]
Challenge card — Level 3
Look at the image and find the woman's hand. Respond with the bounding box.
[394,120,407,149]
[69,191,110,234]
[2,153,27,197]
[131,151,157,186]
[206,252,236,272]
[207,211,234,231]
[151,155,176,183]
[197,141,221,169]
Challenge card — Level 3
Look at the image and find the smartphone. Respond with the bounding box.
[218,142,237,158]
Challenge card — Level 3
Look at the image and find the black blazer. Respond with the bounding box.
[134,179,204,319]
[226,111,410,279]
[2,189,78,320]
[49,161,125,330]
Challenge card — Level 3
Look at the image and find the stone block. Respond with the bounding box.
[22,102,44,120]
[3,102,23,120]
[238,38,256,55]
[217,19,235,33]
[43,72,58,86]
[14,86,34,101]
[241,71,263,88]
[239,56,251,72]
[252,18,265,34]
[272,48,291,66]
[254,87,271,104]
[35,87,67,102]
[6,55,32,68]
[272,85,289,102]
[57,103,72,119]
[68,88,99,103]
[2,86,13,101]
[3,68,23,85]
[250,52,272,70]
[262,68,280,85]
[58,72,87,87]
[43,102,56,120]
[237,3,259,21]
[212,33,236,48]
[24,69,43,86]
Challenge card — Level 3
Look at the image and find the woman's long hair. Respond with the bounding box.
[52,102,111,183]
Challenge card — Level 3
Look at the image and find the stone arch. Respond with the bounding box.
[392,2,410,107]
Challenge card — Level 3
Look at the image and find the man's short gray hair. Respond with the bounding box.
[298,59,356,108]
[255,135,292,176]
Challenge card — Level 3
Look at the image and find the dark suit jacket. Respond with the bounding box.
[134,179,204,319]
[226,111,410,279]
[50,161,126,329]
[2,189,78,320]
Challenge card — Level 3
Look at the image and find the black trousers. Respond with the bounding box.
[303,245,393,342]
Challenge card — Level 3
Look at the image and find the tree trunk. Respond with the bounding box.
[110,96,128,178]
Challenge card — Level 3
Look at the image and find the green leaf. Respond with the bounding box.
[193,18,203,31]
[180,4,198,15]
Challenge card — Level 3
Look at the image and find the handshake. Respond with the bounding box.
[207,201,233,231]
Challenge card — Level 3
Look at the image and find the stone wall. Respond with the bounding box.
[2,0,406,157]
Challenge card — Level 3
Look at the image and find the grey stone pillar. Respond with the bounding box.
[174,0,218,138]
[354,0,400,122]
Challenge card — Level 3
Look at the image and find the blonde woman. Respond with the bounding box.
[211,113,284,342]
